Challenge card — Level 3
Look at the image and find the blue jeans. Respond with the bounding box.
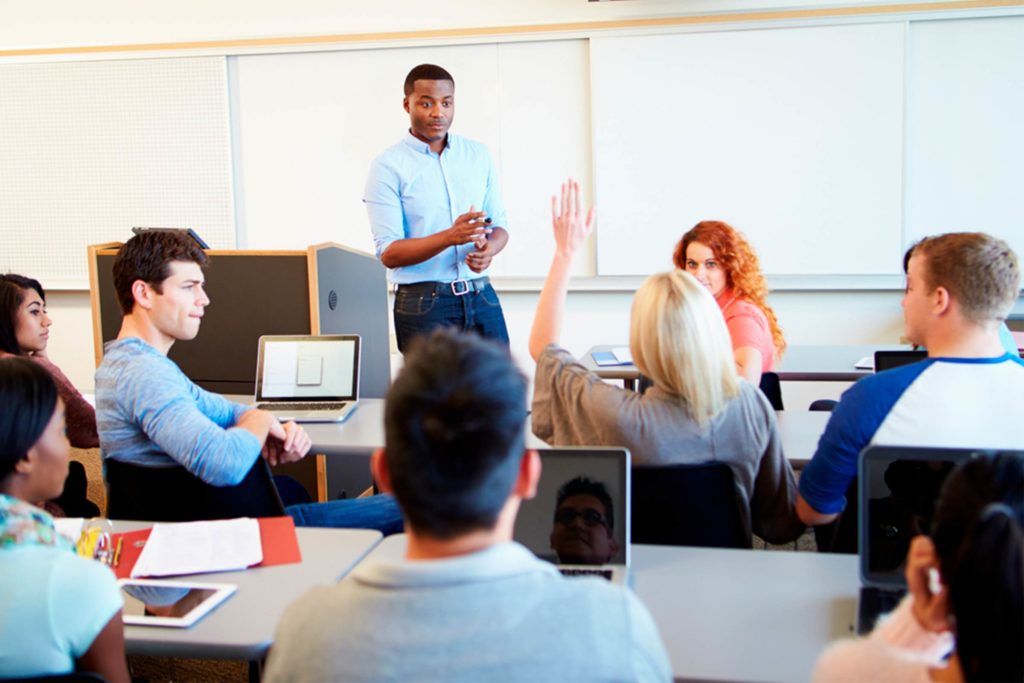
[286,494,404,536]
[393,281,510,353]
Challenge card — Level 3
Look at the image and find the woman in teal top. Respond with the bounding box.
[0,357,128,681]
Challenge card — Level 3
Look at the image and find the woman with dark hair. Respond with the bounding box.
[673,222,785,384]
[0,357,129,681]
[813,453,1023,682]
[0,273,99,516]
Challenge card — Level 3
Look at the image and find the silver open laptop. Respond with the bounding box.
[254,334,360,423]
[513,447,631,586]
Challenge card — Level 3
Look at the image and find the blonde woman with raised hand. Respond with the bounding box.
[529,179,803,544]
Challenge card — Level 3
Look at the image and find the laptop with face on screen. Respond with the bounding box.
[855,444,988,634]
[254,335,360,423]
[512,447,631,586]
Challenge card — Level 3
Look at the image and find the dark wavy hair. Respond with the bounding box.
[112,231,208,315]
[0,357,59,482]
[0,274,45,355]
[384,328,527,539]
[931,453,1023,682]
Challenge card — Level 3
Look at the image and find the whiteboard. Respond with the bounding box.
[905,16,1024,260]
[231,40,592,277]
[0,57,236,288]
[591,23,906,277]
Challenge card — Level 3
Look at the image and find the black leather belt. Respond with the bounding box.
[396,276,490,297]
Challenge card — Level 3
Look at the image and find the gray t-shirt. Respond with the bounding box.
[264,542,671,683]
[532,345,803,544]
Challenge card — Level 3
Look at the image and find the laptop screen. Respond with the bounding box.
[859,445,976,587]
[256,335,359,402]
[873,350,927,373]
[513,448,630,567]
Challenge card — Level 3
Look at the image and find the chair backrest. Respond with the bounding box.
[105,457,285,522]
[758,371,784,410]
[631,462,752,548]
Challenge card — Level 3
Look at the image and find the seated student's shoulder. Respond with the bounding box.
[812,636,929,683]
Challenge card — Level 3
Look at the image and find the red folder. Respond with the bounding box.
[111,516,302,579]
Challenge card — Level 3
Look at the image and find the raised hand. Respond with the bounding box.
[551,178,595,259]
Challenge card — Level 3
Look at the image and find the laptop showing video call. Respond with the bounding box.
[856,444,979,634]
[254,335,360,423]
[513,447,631,585]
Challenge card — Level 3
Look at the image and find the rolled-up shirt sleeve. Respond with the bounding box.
[364,158,406,259]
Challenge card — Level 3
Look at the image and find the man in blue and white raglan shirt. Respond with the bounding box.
[797,232,1024,529]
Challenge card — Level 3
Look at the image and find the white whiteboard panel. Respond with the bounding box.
[0,57,235,288]
[591,23,905,277]
[905,16,1024,259]
[232,40,591,277]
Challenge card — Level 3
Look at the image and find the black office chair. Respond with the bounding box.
[813,478,858,554]
[105,456,286,522]
[808,399,838,412]
[757,372,784,410]
[631,462,752,548]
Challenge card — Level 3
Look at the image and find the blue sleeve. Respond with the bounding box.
[480,148,507,231]
[190,383,249,427]
[51,554,122,659]
[364,156,406,259]
[625,591,673,682]
[120,358,262,486]
[799,362,931,515]
[999,323,1019,355]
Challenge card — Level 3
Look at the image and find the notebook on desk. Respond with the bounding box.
[254,335,360,423]
[856,445,979,634]
[513,448,631,585]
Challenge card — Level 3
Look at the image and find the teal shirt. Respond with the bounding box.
[0,545,122,677]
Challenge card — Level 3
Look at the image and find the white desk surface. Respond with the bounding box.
[583,344,911,382]
[361,535,858,683]
[115,522,382,660]
[300,398,829,467]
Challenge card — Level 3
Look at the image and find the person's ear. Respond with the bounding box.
[13,448,36,476]
[514,449,541,501]
[932,285,951,316]
[131,279,155,311]
[403,96,411,114]
[370,448,393,494]
[609,536,620,558]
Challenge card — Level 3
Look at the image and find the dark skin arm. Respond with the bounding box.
[76,611,130,683]
[466,227,508,273]
[381,208,491,269]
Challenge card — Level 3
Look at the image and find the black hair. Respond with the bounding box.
[0,357,59,483]
[555,476,615,531]
[383,328,527,539]
[0,274,46,355]
[403,64,454,96]
[931,453,1023,683]
[112,231,208,315]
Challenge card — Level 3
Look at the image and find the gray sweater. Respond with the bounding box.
[532,345,804,544]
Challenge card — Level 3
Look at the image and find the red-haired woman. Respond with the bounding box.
[674,221,785,384]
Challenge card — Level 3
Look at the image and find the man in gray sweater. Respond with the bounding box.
[264,329,671,682]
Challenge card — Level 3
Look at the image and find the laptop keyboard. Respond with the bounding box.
[559,568,614,581]
[257,402,348,411]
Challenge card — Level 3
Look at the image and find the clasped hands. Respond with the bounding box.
[262,418,312,467]
[448,206,497,273]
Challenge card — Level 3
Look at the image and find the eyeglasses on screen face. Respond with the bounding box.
[554,507,609,528]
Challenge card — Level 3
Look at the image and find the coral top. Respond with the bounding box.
[715,288,776,372]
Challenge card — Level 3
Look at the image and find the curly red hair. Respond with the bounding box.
[673,221,786,356]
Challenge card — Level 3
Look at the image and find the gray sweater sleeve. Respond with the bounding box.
[747,392,805,544]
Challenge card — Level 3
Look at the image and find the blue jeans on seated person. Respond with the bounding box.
[286,494,404,536]
[393,280,509,353]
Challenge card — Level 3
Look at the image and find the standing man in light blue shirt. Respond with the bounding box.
[364,63,511,352]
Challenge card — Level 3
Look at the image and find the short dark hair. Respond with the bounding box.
[931,453,1023,682]
[0,357,59,482]
[0,274,46,355]
[112,232,208,314]
[383,328,527,539]
[403,64,454,97]
[555,476,615,531]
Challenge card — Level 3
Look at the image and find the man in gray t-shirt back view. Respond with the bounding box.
[264,329,671,683]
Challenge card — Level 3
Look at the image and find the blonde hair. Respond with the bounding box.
[630,270,740,425]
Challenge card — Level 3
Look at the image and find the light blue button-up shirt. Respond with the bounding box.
[363,132,507,285]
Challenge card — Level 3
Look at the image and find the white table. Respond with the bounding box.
[632,544,858,682]
[361,535,859,682]
[583,344,911,383]
[116,522,382,660]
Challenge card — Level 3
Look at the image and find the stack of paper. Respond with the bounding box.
[611,347,633,364]
[131,518,263,578]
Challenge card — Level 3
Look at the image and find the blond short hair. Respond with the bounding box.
[911,232,1021,324]
[629,270,740,425]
